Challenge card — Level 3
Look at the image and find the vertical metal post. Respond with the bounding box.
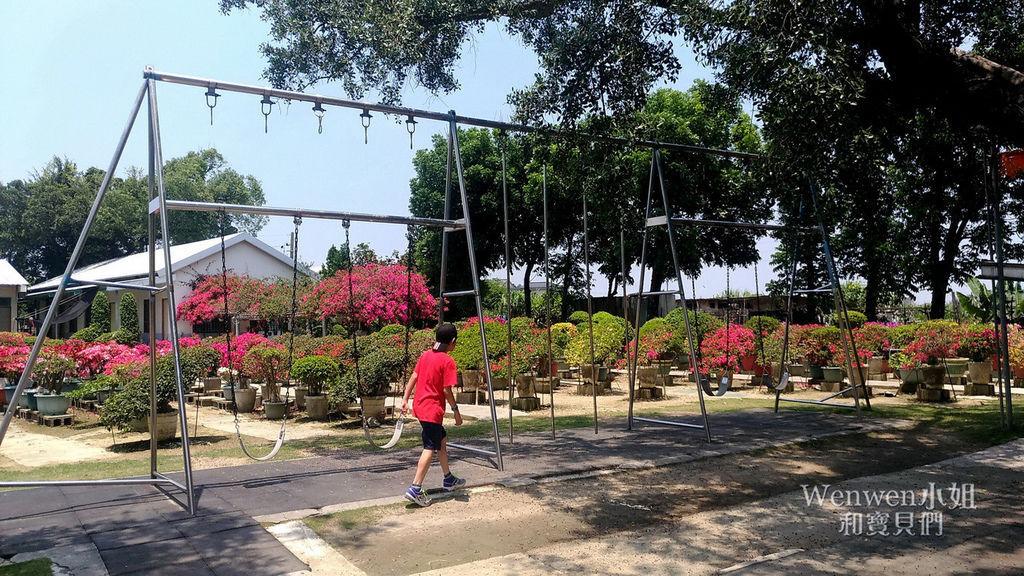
[776,199,805,412]
[500,133,515,444]
[147,82,160,476]
[809,178,865,412]
[620,228,630,365]
[147,78,197,515]
[628,155,656,430]
[988,151,1014,428]
[543,165,555,439]
[654,151,711,440]
[0,82,149,447]
[437,128,454,323]
[583,192,598,434]
[450,116,503,470]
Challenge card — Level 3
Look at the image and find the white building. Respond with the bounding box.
[0,259,28,332]
[26,234,310,340]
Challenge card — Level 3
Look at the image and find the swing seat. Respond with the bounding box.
[699,371,733,397]
[773,372,791,392]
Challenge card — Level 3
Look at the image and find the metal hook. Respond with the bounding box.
[261,95,274,133]
[205,87,220,126]
[360,109,372,144]
[312,102,326,134]
[342,219,351,230]
[405,115,417,149]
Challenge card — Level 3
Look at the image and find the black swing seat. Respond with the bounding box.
[699,371,733,397]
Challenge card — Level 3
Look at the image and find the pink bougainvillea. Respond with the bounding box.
[307,264,437,329]
[0,345,30,380]
[699,325,755,373]
[210,332,269,370]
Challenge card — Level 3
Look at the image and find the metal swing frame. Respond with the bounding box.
[774,178,870,413]
[0,66,777,513]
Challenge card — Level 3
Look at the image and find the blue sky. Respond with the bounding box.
[0,1,784,301]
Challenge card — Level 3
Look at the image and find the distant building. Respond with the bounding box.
[0,259,29,332]
[25,233,310,340]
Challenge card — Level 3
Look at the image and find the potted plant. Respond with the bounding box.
[351,345,405,425]
[99,356,181,441]
[242,343,291,419]
[698,325,755,379]
[958,324,996,393]
[290,355,339,420]
[806,326,841,380]
[853,323,892,376]
[889,351,922,393]
[32,350,75,416]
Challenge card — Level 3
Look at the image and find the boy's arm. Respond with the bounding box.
[400,372,417,415]
[442,387,463,426]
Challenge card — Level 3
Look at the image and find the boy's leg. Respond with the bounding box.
[438,436,451,476]
[412,448,434,485]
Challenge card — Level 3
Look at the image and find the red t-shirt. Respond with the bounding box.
[412,349,457,424]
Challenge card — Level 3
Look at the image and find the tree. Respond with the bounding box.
[221,1,1023,142]
[0,150,267,283]
[320,244,350,278]
[163,149,268,243]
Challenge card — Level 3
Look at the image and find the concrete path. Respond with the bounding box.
[0,409,948,576]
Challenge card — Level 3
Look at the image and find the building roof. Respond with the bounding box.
[28,233,310,293]
[0,259,29,288]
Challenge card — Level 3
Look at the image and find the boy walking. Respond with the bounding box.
[400,323,466,506]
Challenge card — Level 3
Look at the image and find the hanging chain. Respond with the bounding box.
[401,225,415,383]
[312,102,326,134]
[342,220,362,398]
[218,210,235,395]
[261,95,274,133]
[205,87,220,126]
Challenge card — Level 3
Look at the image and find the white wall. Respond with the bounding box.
[0,286,17,332]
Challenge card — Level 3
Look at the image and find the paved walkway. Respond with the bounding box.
[0,410,931,575]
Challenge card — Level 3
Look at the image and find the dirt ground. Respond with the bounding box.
[306,423,993,575]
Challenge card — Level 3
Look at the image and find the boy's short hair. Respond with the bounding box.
[435,323,458,345]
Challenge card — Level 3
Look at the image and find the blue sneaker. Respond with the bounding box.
[443,473,466,491]
[405,486,430,507]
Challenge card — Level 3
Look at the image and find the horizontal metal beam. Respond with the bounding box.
[633,417,705,430]
[0,478,182,488]
[69,278,164,292]
[669,217,816,232]
[642,290,681,297]
[776,398,858,409]
[447,442,497,457]
[163,200,465,229]
[144,69,760,160]
[443,289,478,298]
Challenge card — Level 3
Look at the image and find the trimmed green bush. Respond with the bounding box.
[291,355,340,396]
[118,292,141,344]
[568,311,590,325]
[70,325,102,342]
[99,355,179,432]
[833,310,867,329]
[745,315,781,335]
[91,293,111,332]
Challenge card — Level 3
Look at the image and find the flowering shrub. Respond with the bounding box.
[209,332,269,371]
[853,323,891,356]
[805,326,841,365]
[699,325,755,373]
[625,329,674,367]
[177,274,259,324]
[903,331,959,365]
[242,342,290,402]
[0,344,30,381]
[957,324,996,361]
[32,350,75,393]
[0,332,26,347]
[306,264,436,330]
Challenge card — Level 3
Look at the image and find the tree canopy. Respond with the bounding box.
[0,149,267,283]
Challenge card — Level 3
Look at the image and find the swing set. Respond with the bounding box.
[0,67,861,517]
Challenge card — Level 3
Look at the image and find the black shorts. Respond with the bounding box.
[420,420,447,451]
